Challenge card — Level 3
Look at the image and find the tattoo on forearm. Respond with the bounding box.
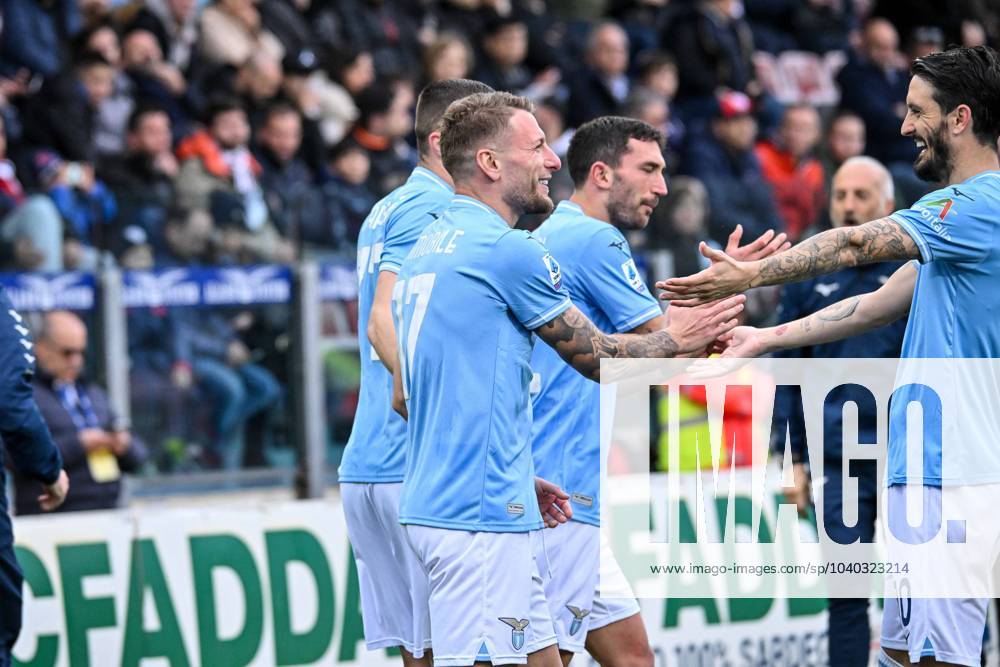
[757,220,917,286]
[538,307,679,380]
[816,296,861,322]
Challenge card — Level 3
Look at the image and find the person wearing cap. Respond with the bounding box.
[681,90,781,245]
[279,48,327,174]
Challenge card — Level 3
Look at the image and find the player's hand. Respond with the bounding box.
[666,294,745,354]
[725,225,791,262]
[718,326,768,359]
[784,463,811,518]
[657,246,759,306]
[391,366,408,421]
[38,470,69,511]
[535,476,572,528]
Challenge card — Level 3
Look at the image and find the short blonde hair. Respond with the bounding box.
[439,92,534,182]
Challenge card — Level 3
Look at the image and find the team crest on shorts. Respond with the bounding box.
[566,605,591,636]
[499,617,530,650]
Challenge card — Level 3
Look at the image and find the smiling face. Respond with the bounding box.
[498,109,562,216]
[606,138,667,230]
[901,75,954,182]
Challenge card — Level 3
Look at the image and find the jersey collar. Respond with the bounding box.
[409,166,452,193]
[451,195,509,227]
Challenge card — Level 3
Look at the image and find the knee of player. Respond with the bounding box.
[606,646,654,667]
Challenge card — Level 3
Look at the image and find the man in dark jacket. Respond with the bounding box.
[0,290,68,664]
[772,156,906,667]
[14,310,145,515]
[683,90,781,244]
[566,21,630,128]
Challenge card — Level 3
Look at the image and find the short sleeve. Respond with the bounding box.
[492,231,572,330]
[581,227,662,332]
[889,186,992,264]
[379,200,441,274]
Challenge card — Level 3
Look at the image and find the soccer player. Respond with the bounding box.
[338,78,493,666]
[767,156,906,667]
[659,46,1000,667]
[393,92,744,667]
[528,115,789,666]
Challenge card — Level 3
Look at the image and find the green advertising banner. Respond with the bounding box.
[11,482,830,666]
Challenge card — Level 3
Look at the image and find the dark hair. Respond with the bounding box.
[439,91,534,182]
[414,79,493,158]
[635,50,676,80]
[910,45,1000,147]
[204,96,245,125]
[75,51,114,71]
[327,136,366,162]
[127,105,168,133]
[355,84,396,127]
[567,116,663,186]
[263,101,300,125]
[72,21,117,60]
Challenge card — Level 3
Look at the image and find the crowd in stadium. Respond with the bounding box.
[0,0,993,274]
[0,0,996,474]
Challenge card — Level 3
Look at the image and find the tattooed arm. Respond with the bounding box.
[535,296,745,381]
[722,263,916,358]
[658,218,920,305]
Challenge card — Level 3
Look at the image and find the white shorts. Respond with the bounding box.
[591,526,641,631]
[880,484,1000,667]
[535,521,601,653]
[341,482,431,657]
[404,525,557,666]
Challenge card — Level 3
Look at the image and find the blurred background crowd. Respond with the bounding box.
[0,0,997,496]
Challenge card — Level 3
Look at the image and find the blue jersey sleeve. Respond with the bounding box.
[492,231,572,330]
[582,227,662,332]
[889,186,993,264]
[0,293,62,484]
[379,199,441,274]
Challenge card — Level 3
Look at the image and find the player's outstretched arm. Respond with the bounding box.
[534,296,745,381]
[721,262,917,358]
[657,218,920,306]
[368,270,400,373]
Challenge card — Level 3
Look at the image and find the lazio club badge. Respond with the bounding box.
[499,617,530,650]
[566,605,591,636]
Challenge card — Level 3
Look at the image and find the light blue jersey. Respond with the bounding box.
[338,167,452,483]
[888,170,1000,486]
[394,195,571,532]
[529,201,662,525]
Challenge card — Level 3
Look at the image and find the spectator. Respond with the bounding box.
[322,137,374,250]
[311,47,373,145]
[622,88,679,175]
[217,51,284,130]
[175,97,294,263]
[198,0,284,68]
[331,0,423,78]
[423,33,474,84]
[98,106,178,243]
[280,48,326,173]
[906,25,945,61]
[836,18,916,168]
[14,310,147,514]
[121,27,193,138]
[126,0,199,72]
[156,209,281,469]
[682,90,781,244]
[472,15,559,101]
[34,151,117,269]
[664,0,756,111]
[754,103,825,241]
[0,0,81,78]
[254,103,325,248]
[0,115,65,271]
[634,49,684,160]
[75,23,136,157]
[815,110,865,230]
[22,52,116,165]
[349,82,416,198]
[646,175,712,276]
[566,20,630,128]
